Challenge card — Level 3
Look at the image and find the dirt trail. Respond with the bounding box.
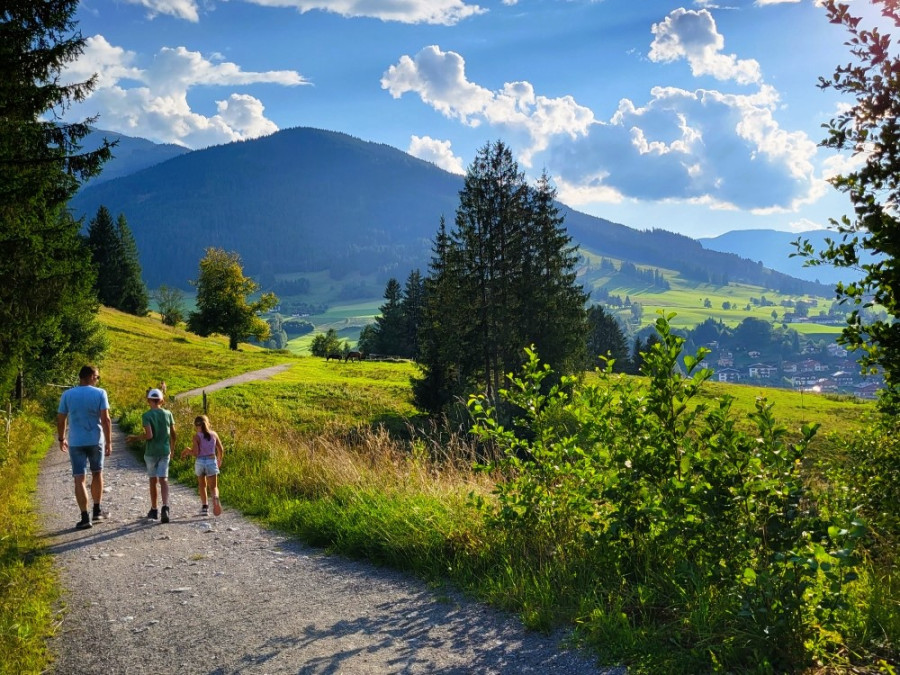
[37,369,618,674]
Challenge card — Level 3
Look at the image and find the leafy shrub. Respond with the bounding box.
[469,313,866,670]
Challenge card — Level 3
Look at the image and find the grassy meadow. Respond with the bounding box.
[273,254,842,356]
[8,306,894,672]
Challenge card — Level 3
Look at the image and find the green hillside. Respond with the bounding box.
[100,308,894,672]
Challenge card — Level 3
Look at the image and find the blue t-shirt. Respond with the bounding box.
[58,385,110,447]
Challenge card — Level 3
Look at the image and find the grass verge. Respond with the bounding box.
[0,407,58,675]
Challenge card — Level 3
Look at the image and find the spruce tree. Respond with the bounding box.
[586,305,629,372]
[522,171,588,376]
[400,270,425,359]
[86,205,121,307]
[414,142,587,416]
[0,0,113,399]
[115,213,148,315]
[372,278,406,356]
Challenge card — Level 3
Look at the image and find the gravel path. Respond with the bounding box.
[38,377,619,674]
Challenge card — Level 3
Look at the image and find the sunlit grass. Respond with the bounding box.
[102,310,890,671]
[0,408,58,675]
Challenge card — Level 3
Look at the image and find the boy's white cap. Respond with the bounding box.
[147,388,164,400]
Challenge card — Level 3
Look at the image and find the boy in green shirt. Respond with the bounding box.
[127,388,176,523]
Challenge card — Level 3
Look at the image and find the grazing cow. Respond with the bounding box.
[326,352,343,362]
[345,351,363,362]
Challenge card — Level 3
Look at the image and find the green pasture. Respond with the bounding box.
[102,309,892,672]
[99,306,293,409]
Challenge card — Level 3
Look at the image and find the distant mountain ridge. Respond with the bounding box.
[81,128,190,185]
[68,127,833,297]
[699,229,865,286]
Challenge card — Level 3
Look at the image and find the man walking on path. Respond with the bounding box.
[57,364,112,529]
[128,388,176,523]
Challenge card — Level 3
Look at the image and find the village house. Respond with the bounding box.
[748,363,778,379]
[791,374,819,387]
[715,368,742,383]
[797,358,826,373]
[831,371,854,387]
[716,351,734,367]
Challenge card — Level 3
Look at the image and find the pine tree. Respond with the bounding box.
[522,171,587,375]
[115,213,148,315]
[586,305,629,371]
[400,269,425,359]
[414,142,587,416]
[372,278,406,356]
[414,216,467,414]
[0,0,113,399]
[452,140,530,407]
[86,206,121,307]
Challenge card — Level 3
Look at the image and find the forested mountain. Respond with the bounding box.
[80,128,190,185]
[699,229,868,286]
[68,126,832,296]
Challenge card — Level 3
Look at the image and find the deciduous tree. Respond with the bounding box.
[187,248,277,350]
[796,0,900,409]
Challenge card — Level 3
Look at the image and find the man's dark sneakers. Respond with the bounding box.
[76,512,92,530]
[147,508,158,520]
[92,504,105,522]
[160,505,170,523]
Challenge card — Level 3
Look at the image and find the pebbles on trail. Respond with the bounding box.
[38,419,621,674]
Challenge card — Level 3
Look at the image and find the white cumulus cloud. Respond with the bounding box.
[649,8,762,84]
[61,35,308,148]
[408,136,466,174]
[382,45,594,165]
[126,0,485,24]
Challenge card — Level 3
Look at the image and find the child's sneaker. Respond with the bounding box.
[147,508,158,520]
[160,505,170,523]
[92,504,105,522]
[201,504,209,516]
[212,497,222,517]
[76,512,92,530]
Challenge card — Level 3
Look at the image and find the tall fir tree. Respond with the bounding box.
[400,269,425,359]
[0,0,113,400]
[452,140,530,407]
[115,213,148,315]
[414,142,586,416]
[372,278,406,356]
[521,171,588,376]
[86,207,148,314]
[414,216,466,414]
[86,205,121,306]
[586,305,629,371]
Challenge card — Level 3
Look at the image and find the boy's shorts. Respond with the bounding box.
[195,457,220,477]
[69,445,103,476]
[144,455,170,478]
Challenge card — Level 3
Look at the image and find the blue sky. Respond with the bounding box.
[65,0,874,239]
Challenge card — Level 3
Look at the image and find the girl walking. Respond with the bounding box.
[180,415,225,516]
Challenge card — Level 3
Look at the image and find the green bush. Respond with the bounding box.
[470,313,866,671]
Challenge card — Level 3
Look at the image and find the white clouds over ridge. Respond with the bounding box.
[382,45,595,166]
[386,8,823,217]
[120,0,483,24]
[408,136,466,174]
[63,36,307,147]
